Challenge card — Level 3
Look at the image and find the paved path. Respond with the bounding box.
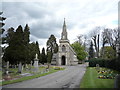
[3,63,87,88]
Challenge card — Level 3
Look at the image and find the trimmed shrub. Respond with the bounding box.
[89,57,120,72]
[88,58,105,67]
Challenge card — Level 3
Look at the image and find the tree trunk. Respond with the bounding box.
[97,34,100,58]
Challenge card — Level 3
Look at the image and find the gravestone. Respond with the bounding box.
[22,65,24,71]
[96,64,99,71]
[6,61,9,75]
[30,61,33,70]
[33,54,39,72]
[4,61,12,80]
[31,61,33,66]
[18,62,22,73]
[26,64,28,69]
[15,65,16,68]
[114,74,120,88]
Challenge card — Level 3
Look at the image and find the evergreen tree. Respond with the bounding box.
[24,24,30,44]
[47,51,52,63]
[88,41,94,59]
[54,44,58,53]
[41,47,47,64]
[3,27,16,64]
[3,26,26,70]
[3,24,31,72]
[47,34,58,53]
[28,41,41,64]
[6,27,15,45]
[46,34,58,63]
[28,42,37,62]
[35,41,41,60]
[23,24,30,64]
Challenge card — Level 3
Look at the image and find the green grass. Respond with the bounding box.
[2,68,65,86]
[80,67,114,88]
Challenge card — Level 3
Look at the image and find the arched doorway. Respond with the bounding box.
[61,56,66,65]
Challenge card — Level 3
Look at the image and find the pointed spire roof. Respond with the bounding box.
[63,18,67,32]
[61,18,68,40]
[60,18,69,43]
[63,18,66,26]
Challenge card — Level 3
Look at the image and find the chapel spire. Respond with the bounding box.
[61,18,68,40]
[63,18,66,32]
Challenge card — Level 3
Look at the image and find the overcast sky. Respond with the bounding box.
[1,0,119,49]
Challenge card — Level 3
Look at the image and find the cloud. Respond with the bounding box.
[2,0,119,48]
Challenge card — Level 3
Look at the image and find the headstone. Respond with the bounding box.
[31,61,33,66]
[114,74,120,88]
[18,62,22,73]
[96,64,99,70]
[6,61,9,75]
[34,60,38,68]
[30,61,33,70]
[22,65,24,71]
[15,65,16,68]
[96,64,99,67]
[6,61,9,70]
[4,61,12,80]
[26,64,28,69]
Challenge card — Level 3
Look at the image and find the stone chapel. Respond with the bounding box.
[51,19,78,65]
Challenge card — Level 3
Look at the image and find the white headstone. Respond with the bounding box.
[22,65,24,71]
[18,62,22,73]
[34,60,38,67]
[15,65,16,68]
[31,61,33,66]
[6,61,9,70]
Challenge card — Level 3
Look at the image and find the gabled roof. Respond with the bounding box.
[68,44,77,55]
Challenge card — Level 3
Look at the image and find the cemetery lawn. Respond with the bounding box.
[2,67,65,86]
[80,67,114,88]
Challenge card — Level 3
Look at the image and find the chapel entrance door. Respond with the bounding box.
[61,56,66,65]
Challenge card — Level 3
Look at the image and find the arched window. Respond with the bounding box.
[62,45,66,52]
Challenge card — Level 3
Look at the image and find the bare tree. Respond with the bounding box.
[77,34,83,45]
[104,28,119,51]
[101,29,108,58]
[90,27,101,58]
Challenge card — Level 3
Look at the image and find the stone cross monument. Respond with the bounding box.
[33,53,39,72]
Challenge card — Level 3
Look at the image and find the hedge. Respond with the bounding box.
[88,58,105,67]
[88,57,120,72]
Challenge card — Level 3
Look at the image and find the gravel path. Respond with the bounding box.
[2,63,87,88]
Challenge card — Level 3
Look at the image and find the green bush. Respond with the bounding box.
[89,58,105,67]
[89,57,120,72]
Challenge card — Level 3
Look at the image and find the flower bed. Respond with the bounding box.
[96,67,119,79]
[52,66,65,70]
